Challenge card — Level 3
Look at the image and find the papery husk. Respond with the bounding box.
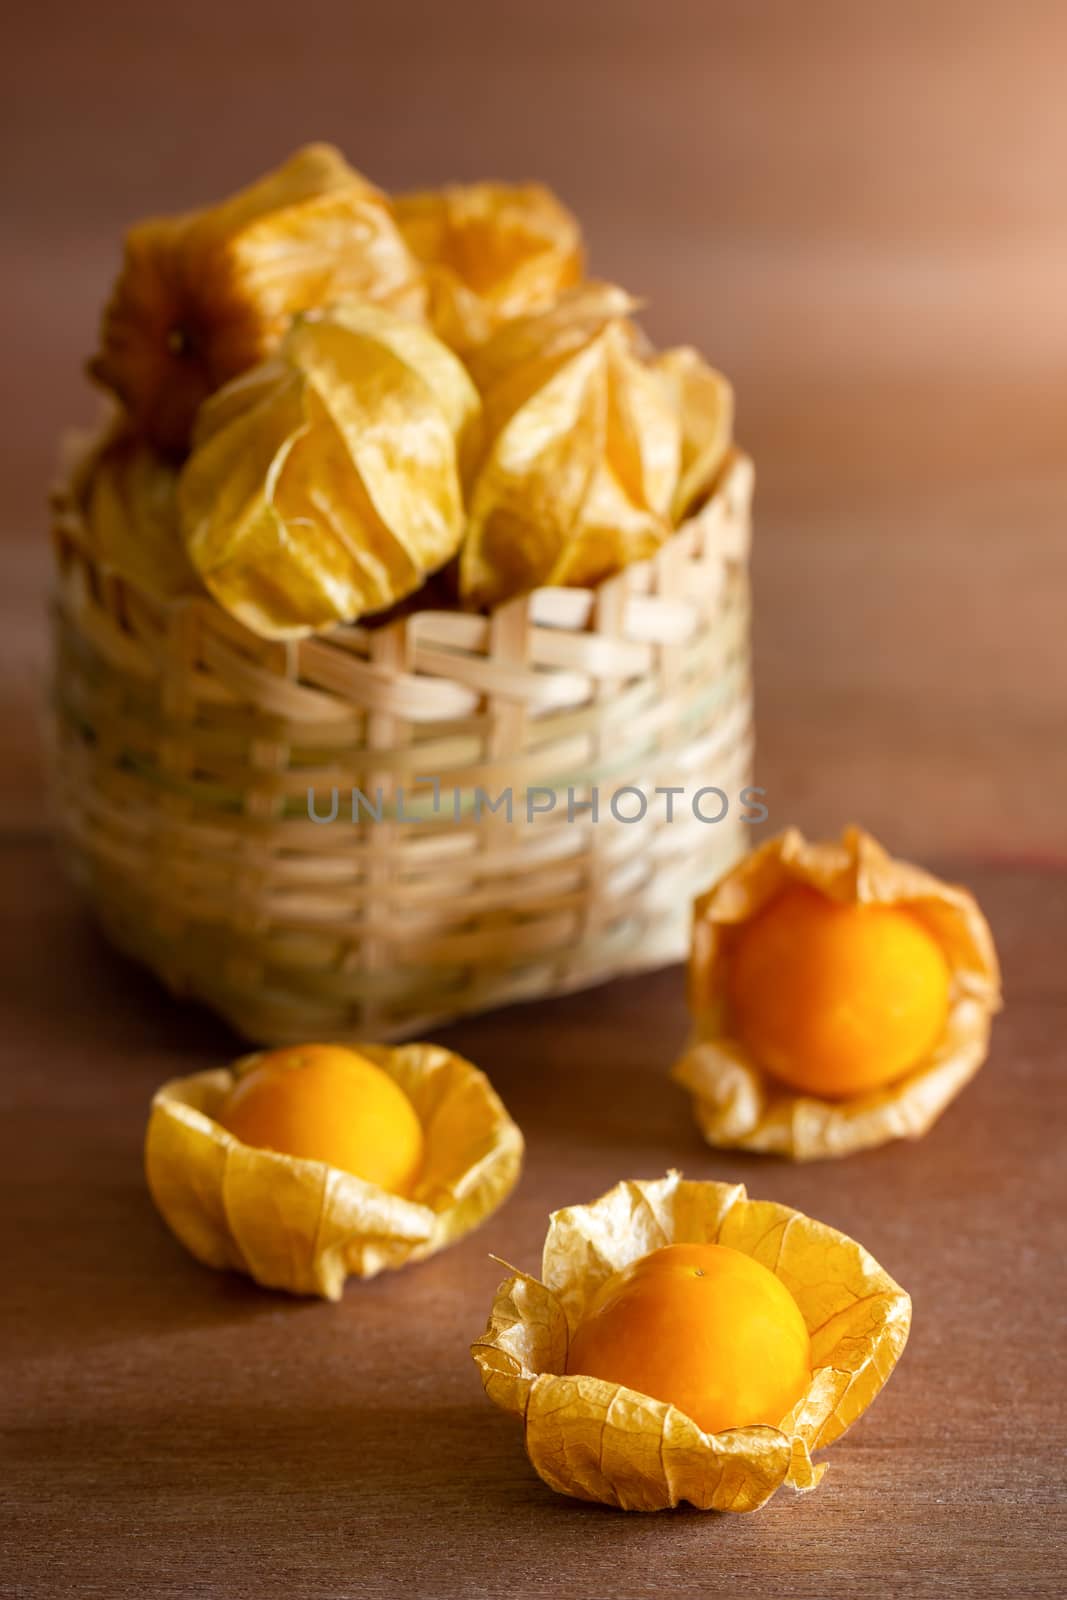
[395,181,583,353]
[90,144,425,454]
[460,303,681,607]
[472,1173,910,1512]
[145,1042,524,1299]
[654,346,734,521]
[178,302,481,638]
[674,826,1003,1161]
[59,422,201,601]
[465,281,638,442]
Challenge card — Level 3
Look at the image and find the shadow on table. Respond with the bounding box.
[6,1168,322,1362]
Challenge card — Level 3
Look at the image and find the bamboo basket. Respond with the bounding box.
[47,451,755,1044]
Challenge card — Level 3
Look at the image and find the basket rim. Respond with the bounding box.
[52,416,754,651]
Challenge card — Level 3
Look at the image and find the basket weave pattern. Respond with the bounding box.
[48,454,754,1043]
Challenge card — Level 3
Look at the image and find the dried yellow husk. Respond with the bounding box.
[59,422,201,601]
[178,302,481,638]
[460,299,682,608]
[654,346,734,521]
[145,1042,524,1300]
[465,281,638,441]
[472,1172,910,1512]
[395,181,583,353]
[90,144,425,454]
[674,826,1003,1161]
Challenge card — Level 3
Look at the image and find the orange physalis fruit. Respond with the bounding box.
[566,1241,811,1435]
[460,297,680,607]
[216,1044,424,1197]
[653,345,734,521]
[89,144,424,455]
[727,884,951,1099]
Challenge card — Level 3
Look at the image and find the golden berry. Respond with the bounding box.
[566,1242,810,1434]
[217,1044,424,1196]
[727,884,951,1097]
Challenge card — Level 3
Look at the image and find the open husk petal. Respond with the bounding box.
[146,1042,523,1299]
[472,1173,910,1512]
[395,181,583,353]
[674,825,1002,1160]
[178,303,480,638]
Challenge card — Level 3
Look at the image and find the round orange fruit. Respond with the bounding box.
[727,884,951,1098]
[217,1044,424,1195]
[565,1242,810,1434]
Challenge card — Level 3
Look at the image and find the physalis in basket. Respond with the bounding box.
[78,143,739,633]
[674,826,1002,1160]
[89,144,425,456]
[395,180,584,353]
[58,425,199,602]
[145,1042,523,1298]
[178,301,482,636]
[217,1045,425,1196]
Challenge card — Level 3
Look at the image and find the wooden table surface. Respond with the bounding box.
[5,3,1067,1593]
[5,842,1066,1599]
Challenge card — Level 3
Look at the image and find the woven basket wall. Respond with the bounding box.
[47,451,755,1044]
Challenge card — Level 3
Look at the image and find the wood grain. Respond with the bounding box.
[4,843,1066,1598]
[4,4,1067,1593]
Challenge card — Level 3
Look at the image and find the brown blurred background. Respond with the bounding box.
[4,0,1065,857]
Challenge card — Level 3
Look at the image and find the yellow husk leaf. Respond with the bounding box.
[674,825,1003,1160]
[90,143,425,454]
[145,1042,524,1300]
[178,302,481,638]
[472,1173,911,1512]
[654,346,734,521]
[395,181,583,353]
[61,423,201,601]
[465,281,638,442]
[460,306,681,608]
